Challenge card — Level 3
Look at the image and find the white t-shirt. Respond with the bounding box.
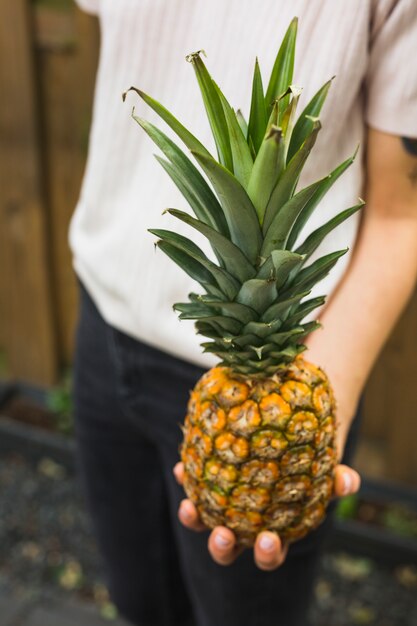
[72,0,417,367]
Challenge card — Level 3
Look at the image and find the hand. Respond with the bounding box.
[173,461,361,571]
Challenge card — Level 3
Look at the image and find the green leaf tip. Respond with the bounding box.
[185,49,207,63]
[265,17,298,110]
[122,85,144,103]
[266,125,283,142]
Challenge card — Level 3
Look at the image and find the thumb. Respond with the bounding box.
[334,464,361,497]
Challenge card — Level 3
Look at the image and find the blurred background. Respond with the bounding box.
[1,1,417,625]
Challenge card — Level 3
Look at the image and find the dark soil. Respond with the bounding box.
[0,451,116,619]
[355,499,417,539]
[310,553,417,625]
[1,397,57,432]
[1,449,417,625]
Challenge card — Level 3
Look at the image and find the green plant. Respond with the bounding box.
[47,371,74,435]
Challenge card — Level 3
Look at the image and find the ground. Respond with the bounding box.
[0,450,416,626]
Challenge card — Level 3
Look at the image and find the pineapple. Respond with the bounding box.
[124,17,363,546]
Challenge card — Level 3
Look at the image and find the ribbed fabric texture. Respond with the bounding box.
[71,0,417,368]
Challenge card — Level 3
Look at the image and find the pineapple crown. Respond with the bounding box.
[123,17,364,377]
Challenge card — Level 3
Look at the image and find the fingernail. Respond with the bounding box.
[180,504,192,520]
[214,533,231,549]
[259,535,276,552]
[343,471,353,495]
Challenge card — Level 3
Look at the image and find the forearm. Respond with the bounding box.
[305,209,417,441]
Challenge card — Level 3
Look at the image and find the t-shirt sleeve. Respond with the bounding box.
[74,0,100,16]
[365,0,417,137]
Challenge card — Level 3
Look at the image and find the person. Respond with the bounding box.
[72,1,417,625]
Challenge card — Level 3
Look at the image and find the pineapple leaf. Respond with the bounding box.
[232,333,262,347]
[174,302,216,319]
[257,249,303,286]
[282,295,326,328]
[200,341,235,354]
[200,337,234,350]
[247,344,271,359]
[215,84,254,188]
[186,51,233,171]
[156,241,215,288]
[236,279,277,315]
[134,117,228,235]
[206,349,253,362]
[248,134,257,160]
[247,125,285,223]
[248,58,268,154]
[295,200,364,260]
[230,357,275,372]
[261,290,311,324]
[280,86,302,136]
[194,321,224,340]
[124,87,211,158]
[284,249,348,296]
[267,345,306,360]
[265,17,298,114]
[261,178,325,258]
[244,347,264,361]
[167,209,256,283]
[204,284,228,299]
[297,320,322,337]
[280,86,303,161]
[150,229,239,299]
[191,151,263,264]
[263,120,321,233]
[195,315,242,334]
[268,327,305,346]
[236,109,248,138]
[196,301,258,324]
[149,230,202,259]
[243,317,283,339]
[200,342,228,354]
[155,157,229,241]
[286,149,359,249]
[287,77,333,162]
[272,249,305,289]
[189,292,227,303]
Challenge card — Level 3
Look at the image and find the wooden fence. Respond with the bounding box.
[1,0,417,485]
[0,0,99,384]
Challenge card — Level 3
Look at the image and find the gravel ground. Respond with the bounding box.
[0,451,116,619]
[1,450,416,626]
[310,553,417,625]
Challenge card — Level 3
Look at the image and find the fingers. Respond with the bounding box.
[178,499,206,532]
[178,501,245,566]
[175,464,206,530]
[254,531,288,571]
[208,527,244,566]
[173,462,184,485]
[208,528,287,570]
[334,464,361,497]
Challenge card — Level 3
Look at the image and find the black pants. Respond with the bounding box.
[73,283,362,626]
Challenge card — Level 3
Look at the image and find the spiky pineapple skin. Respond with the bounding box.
[181,356,337,547]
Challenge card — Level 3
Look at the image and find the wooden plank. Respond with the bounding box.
[364,288,417,485]
[34,2,76,52]
[0,0,57,384]
[363,358,390,441]
[32,5,99,364]
[381,290,417,485]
